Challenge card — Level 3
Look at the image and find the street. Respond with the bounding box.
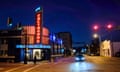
[0,55,120,72]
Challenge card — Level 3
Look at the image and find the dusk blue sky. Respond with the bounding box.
[0,0,120,43]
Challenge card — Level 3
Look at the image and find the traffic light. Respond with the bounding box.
[7,17,12,27]
[107,24,113,30]
[93,25,99,31]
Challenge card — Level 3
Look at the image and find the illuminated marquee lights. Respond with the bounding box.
[37,37,40,39]
[37,27,40,30]
[35,7,49,44]
[36,12,41,43]
[36,40,40,43]
[36,30,40,33]
[16,44,51,49]
[36,33,40,35]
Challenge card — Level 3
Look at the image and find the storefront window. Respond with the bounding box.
[0,50,8,56]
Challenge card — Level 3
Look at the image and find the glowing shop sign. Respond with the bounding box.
[35,7,41,12]
[36,12,41,43]
[16,44,51,49]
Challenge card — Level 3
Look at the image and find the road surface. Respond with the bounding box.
[0,55,120,72]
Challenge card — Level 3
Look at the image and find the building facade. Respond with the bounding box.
[100,40,120,57]
[57,32,72,56]
[0,30,22,62]
[0,7,64,63]
[100,29,120,57]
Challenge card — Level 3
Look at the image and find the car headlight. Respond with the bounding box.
[75,57,80,61]
[81,57,85,60]
[75,57,85,61]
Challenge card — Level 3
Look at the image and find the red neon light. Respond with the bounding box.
[36,32,40,35]
[37,21,40,24]
[37,14,40,18]
[36,30,40,33]
[37,27,40,30]
[35,12,42,44]
[37,36,40,39]
[36,40,40,43]
[36,33,40,36]
[43,28,49,36]
[37,17,40,20]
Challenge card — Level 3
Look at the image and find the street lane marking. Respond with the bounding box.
[23,65,40,72]
[5,65,28,72]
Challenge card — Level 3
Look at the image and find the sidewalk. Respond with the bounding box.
[84,54,120,63]
[0,56,74,65]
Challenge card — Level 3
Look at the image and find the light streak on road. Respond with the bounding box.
[23,65,40,72]
[5,65,28,72]
[69,62,96,72]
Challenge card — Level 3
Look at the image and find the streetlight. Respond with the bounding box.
[93,33,99,38]
[92,33,101,56]
[92,23,114,56]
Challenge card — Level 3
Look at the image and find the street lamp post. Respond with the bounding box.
[93,33,101,56]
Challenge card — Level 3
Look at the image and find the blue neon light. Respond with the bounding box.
[20,49,24,61]
[35,7,41,12]
[9,23,12,27]
[61,48,64,53]
[16,44,51,49]
[49,35,53,41]
[27,45,33,48]
[57,39,63,44]
[16,45,25,48]
[49,33,56,42]
[53,35,56,41]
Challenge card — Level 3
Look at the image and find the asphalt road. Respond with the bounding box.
[0,55,120,72]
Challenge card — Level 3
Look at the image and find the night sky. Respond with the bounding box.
[0,0,120,43]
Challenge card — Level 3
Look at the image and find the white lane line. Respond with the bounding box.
[23,65,40,72]
[5,65,27,72]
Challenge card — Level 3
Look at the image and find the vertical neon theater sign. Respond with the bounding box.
[35,7,42,44]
